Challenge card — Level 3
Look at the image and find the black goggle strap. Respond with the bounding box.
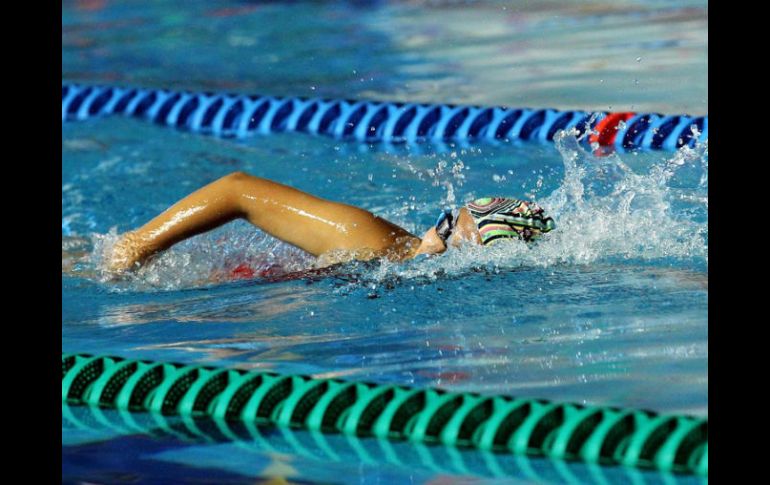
[434,209,454,243]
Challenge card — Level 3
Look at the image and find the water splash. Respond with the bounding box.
[87,223,315,292]
[71,129,707,292]
[352,128,708,291]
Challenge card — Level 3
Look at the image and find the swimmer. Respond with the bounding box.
[108,172,555,272]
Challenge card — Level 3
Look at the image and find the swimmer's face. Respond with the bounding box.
[415,206,547,256]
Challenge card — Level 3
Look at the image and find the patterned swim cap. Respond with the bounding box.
[466,197,555,245]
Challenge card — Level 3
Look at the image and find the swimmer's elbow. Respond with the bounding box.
[219,171,256,216]
[221,171,250,184]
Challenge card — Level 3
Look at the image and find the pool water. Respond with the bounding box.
[62,0,708,483]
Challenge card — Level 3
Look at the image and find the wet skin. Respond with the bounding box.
[109,172,486,272]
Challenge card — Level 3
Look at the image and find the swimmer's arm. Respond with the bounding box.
[110,172,420,271]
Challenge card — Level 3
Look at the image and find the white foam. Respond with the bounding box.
[360,128,708,287]
[82,129,707,291]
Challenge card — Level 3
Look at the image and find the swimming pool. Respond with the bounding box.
[62,0,707,483]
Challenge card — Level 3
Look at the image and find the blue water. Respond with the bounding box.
[62,1,708,483]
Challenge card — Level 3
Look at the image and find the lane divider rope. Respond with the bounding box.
[62,83,707,152]
[62,353,707,476]
[63,402,698,483]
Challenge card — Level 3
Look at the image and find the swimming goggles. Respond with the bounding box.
[434,208,455,244]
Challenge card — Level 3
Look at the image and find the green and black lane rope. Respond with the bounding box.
[63,404,700,484]
[62,353,707,476]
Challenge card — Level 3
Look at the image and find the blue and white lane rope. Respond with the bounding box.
[62,83,707,151]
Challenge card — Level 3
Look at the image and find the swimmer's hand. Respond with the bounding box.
[106,231,155,273]
[414,227,447,256]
